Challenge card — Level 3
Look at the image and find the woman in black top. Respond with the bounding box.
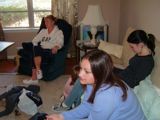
[115,30,155,88]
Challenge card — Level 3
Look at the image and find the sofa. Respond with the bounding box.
[98,27,160,120]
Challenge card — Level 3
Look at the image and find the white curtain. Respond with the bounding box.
[51,0,78,57]
[52,0,78,25]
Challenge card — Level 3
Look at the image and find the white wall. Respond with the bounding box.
[120,0,160,42]
[4,29,37,58]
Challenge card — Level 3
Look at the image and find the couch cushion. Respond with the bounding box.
[151,40,160,88]
[110,55,124,69]
[98,40,123,58]
[121,27,135,67]
[98,40,124,68]
[98,27,135,68]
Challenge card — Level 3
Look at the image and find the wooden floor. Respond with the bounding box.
[64,57,77,74]
[0,58,77,75]
[0,60,17,73]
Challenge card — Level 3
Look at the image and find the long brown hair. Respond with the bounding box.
[82,50,128,103]
[70,65,80,85]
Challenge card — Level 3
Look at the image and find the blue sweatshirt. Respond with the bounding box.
[62,85,146,120]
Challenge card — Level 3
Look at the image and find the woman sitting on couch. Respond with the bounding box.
[114,29,155,87]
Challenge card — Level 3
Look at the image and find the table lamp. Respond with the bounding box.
[81,5,106,45]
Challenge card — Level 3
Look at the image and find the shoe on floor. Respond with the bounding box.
[52,103,71,112]
[37,70,43,80]
[23,79,39,85]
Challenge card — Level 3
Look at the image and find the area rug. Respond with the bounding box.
[0,74,69,120]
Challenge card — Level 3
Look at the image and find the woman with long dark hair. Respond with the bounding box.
[116,30,155,87]
[47,50,146,120]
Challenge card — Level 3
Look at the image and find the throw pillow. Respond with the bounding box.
[98,40,123,58]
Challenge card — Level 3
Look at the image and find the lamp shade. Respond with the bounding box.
[81,5,106,26]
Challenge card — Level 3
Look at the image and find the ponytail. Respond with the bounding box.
[127,30,156,55]
[147,34,155,55]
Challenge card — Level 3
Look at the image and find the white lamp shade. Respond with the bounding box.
[81,5,106,26]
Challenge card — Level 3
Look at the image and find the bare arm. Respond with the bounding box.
[46,114,64,120]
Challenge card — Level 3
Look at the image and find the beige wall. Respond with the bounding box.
[78,0,120,43]
[120,0,160,42]
[4,30,37,58]
[4,0,121,58]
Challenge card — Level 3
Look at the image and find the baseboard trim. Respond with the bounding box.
[7,55,15,60]
[0,72,18,75]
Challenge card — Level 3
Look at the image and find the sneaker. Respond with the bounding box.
[23,79,39,85]
[52,103,71,112]
[37,70,43,80]
[59,95,65,103]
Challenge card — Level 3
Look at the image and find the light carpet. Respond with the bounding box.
[0,74,69,120]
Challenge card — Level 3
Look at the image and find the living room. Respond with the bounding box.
[1,0,160,59]
[0,0,160,119]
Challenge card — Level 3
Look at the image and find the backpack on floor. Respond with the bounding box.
[18,89,42,116]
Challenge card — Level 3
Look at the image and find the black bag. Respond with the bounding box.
[29,112,47,120]
[26,92,42,107]
[0,85,41,117]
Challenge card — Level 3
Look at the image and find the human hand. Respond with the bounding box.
[51,46,59,54]
[46,114,64,120]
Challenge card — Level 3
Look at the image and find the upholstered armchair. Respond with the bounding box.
[17,18,72,81]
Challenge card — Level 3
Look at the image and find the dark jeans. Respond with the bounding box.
[33,45,54,68]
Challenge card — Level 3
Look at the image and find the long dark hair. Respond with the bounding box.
[82,50,128,103]
[127,30,155,55]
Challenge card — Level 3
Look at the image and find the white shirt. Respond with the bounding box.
[32,26,64,49]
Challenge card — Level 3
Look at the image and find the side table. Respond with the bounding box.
[0,41,14,52]
[0,41,15,60]
[76,40,98,63]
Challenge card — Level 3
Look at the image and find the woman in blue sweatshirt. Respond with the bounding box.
[47,50,146,120]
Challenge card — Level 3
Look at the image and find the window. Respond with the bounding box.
[0,0,51,28]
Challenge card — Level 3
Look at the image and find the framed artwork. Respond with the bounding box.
[80,24,109,41]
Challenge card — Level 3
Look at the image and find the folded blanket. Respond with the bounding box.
[134,76,160,120]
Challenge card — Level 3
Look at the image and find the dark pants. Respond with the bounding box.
[32,44,54,69]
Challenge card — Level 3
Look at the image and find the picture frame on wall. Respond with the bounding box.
[80,24,109,41]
